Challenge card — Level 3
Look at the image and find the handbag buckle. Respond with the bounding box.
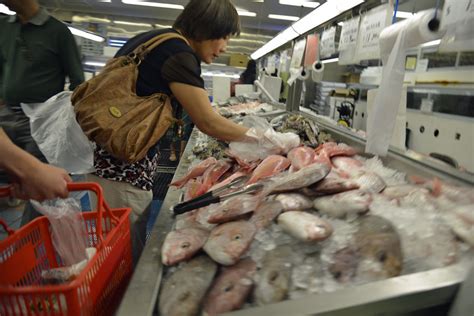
[128,53,142,66]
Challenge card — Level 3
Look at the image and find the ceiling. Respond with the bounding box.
[38,0,325,57]
[35,0,441,59]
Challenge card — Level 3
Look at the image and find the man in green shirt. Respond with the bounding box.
[0,0,84,106]
[0,0,84,222]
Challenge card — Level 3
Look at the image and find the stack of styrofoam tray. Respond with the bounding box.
[310,81,347,115]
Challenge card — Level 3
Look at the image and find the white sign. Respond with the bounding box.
[290,39,307,69]
[355,4,392,61]
[439,0,474,52]
[339,16,360,51]
[320,27,337,58]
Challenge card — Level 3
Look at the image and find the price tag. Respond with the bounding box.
[420,98,434,113]
[320,27,337,58]
[355,4,392,61]
[339,16,360,51]
[415,59,429,72]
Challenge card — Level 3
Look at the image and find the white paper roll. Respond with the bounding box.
[366,9,445,156]
[311,61,325,82]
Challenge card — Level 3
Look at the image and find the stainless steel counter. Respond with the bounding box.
[117,111,473,316]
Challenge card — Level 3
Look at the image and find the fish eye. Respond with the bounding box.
[181,242,191,249]
[269,271,279,282]
[332,271,342,279]
[377,251,387,262]
[224,284,234,292]
[234,234,241,240]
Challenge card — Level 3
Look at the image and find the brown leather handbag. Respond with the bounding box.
[72,32,189,163]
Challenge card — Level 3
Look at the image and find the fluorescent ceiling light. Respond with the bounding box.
[109,39,128,44]
[114,20,153,27]
[251,27,299,60]
[68,26,105,42]
[321,57,339,64]
[202,72,240,79]
[121,0,184,10]
[73,16,111,23]
[421,39,441,47]
[238,10,257,17]
[279,0,320,8]
[292,0,364,35]
[395,11,414,19]
[268,14,299,21]
[0,4,15,15]
[84,61,106,67]
[251,0,364,59]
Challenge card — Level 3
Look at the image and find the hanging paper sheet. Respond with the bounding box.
[304,34,319,66]
[279,49,292,74]
[290,39,307,69]
[439,0,474,52]
[320,27,337,58]
[355,4,392,62]
[338,16,360,51]
[288,39,308,85]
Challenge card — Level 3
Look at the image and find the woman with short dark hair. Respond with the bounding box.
[86,0,294,262]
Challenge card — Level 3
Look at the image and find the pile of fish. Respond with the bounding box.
[159,130,474,315]
[218,100,274,118]
[271,114,322,148]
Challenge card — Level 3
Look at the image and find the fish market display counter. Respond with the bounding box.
[117,110,473,316]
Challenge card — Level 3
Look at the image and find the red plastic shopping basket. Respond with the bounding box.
[0,182,133,315]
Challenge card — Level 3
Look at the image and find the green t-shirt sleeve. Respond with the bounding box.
[58,26,84,91]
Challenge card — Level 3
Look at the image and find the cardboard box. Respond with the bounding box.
[229,54,249,67]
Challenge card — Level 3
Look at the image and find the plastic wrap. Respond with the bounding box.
[32,198,88,266]
[228,116,300,163]
[365,9,445,156]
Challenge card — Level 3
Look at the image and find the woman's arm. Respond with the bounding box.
[0,128,71,201]
[170,82,249,142]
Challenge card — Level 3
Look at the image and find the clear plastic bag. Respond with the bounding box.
[32,198,88,266]
[21,91,95,175]
[228,116,300,163]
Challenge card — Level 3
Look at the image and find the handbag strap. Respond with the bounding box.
[132,32,190,61]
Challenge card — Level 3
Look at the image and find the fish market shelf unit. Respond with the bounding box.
[116,112,473,316]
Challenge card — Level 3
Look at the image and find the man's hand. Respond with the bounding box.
[11,162,72,201]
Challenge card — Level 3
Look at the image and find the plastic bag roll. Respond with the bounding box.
[366,9,445,156]
[311,61,324,82]
[379,9,443,64]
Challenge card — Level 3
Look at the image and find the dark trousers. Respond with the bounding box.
[0,105,46,225]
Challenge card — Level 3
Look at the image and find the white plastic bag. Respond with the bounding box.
[228,115,300,162]
[21,91,95,174]
[32,198,88,266]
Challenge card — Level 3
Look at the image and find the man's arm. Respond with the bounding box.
[59,26,85,91]
[0,128,71,201]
